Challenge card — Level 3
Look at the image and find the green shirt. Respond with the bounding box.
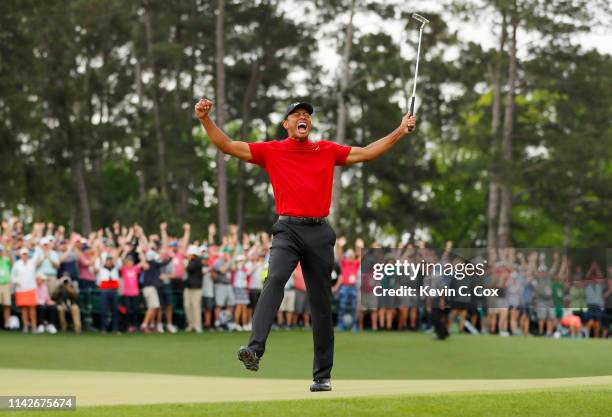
[0,256,11,285]
[552,280,564,308]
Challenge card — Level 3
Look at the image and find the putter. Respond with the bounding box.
[408,13,429,117]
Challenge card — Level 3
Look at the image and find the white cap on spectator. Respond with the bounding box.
[36,273,47,280]
[146,250,158,261]
[40,236,51,245]
[236,254,246,261]
[19,248,29,255]
[187,245,199,256]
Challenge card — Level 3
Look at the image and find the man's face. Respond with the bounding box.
[283,108,312,140]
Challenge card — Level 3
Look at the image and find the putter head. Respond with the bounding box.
[412,13,429,27]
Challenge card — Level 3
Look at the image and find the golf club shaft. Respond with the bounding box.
[410,25,424,115]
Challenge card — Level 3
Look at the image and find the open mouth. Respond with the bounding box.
[297,121,308,133]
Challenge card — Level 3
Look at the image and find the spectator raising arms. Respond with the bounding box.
[334,238,360,332]
[232,255,251,331]
[96,253,122,334]
[184,245,205,333]
[212,249,236,330]
[12,248,44,333]
[137,225,172,333]
[120,255,141,333]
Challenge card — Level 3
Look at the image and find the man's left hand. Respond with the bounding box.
[401,113,417,133]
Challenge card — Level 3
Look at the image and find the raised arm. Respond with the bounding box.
[134,224,148,249]
[160,222,169,248]
[137,246,150,270]
[179,223,191,252]
[345,113,416,165]
[195,98,251,161]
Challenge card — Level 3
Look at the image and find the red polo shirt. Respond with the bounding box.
[248,138,351,217]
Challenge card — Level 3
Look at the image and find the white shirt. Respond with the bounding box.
[97,266,120,285]
[202,265,214,298]
[248,262,264,290]
[11,258,38,291]
[233,266,249,289]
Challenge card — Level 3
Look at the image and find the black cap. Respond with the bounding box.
[283,101,314,120]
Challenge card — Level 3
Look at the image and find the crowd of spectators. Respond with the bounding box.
[1,217,611,339]
[357,244,612,339]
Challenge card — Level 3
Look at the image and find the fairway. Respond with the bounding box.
[1,331,612,417]
[2,331,612,380]
[28,387,611,417]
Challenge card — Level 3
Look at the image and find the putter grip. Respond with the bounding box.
[408,97,416,132]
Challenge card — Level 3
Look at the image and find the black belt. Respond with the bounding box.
[278,215,327,225]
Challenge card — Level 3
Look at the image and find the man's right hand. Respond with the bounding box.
[195,98,213,121]
[195,98,252,161]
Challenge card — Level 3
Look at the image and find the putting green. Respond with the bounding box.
[2,368,611,406]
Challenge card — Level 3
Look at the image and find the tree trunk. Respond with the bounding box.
[178,188,189,218]
[487,11,506,250]
[133,40,147,194]
[73,157,93,234]
[497,11,518,248]
[487,182,500,249]
[55,82,93,234]
[331,0,355,226]
[143,0,167,196]
[215,0,229,236]
[563,222,572,248]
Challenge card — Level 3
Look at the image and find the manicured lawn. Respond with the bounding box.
[1,331,612,380]
[3,386,611,417]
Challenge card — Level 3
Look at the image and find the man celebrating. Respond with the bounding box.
[195,98,416,392]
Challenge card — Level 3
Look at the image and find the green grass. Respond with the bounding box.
[1,331,612,379]
[3,386,611,417]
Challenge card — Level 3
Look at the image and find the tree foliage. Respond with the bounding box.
[0,0,610,246]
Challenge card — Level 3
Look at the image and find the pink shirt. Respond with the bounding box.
[341,259,360,286]
[120,265,141,297]
[78,254,96,281]
[36,283,51,305]
[293,264,306,292]
[172,252,185,279]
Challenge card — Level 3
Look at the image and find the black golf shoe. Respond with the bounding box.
[309,378,332,392]
[237,346,260,372]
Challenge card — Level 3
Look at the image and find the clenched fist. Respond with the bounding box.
[401,113,417,133]
[195,98,213,121]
